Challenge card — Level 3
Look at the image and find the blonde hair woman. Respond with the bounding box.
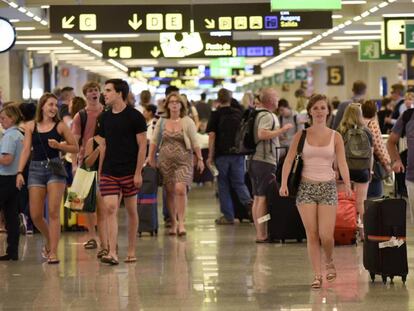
[148,92,204,236]
[338,103,373,240]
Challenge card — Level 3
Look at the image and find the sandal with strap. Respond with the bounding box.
[97,249,109,259]
[311,275,323,289]
[326,261,337,282]
[41,245,50,259]
[124,256,137,263]
[84,239,98,250]
[101,255,119,266]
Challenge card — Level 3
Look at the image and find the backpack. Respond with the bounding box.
[216,107,243,155]
[343,127,371,170]
[78,109,88,147]
[234,109,274,155]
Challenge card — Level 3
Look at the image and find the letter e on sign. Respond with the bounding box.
[327,66,344,85]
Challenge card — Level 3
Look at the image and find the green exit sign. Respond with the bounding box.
[271,0,341,11]
[211,57,245,68]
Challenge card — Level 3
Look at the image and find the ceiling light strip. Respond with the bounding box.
[261,0,399,68]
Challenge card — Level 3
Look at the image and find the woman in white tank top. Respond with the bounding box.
[280,94,352,289]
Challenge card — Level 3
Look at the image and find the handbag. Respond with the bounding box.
[287,130,307,196]
[65,166,97,212]
[372,157,389,181]
[36,125,68,178]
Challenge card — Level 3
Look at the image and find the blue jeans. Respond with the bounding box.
[215,155,251,221]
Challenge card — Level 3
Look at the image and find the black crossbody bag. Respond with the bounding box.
[36,124,68,178]
[287,130,307,196]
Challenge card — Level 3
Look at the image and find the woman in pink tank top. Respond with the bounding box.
[280,94,352,289]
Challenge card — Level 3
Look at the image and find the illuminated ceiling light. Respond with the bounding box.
[280,43,293,47]
[332,15,343,19]
[83,34,140,39]
[311,45,354,49]
[178,60,211,65]
[379,1,389,7]
[17,7,27,13]
[388,0,397,3]
[9,19,20,23]
[209,31,232,36]
[353,16,362,22]
[40,20,48,26]
[344,20,352,26]
[364,21,383,26]
[8,2,18,9]
[258,31,313,36]
[278,37,304,41]
[15,27,36,31]
[344,30,381,34]
[16,40,63,45]
[27,46,75,51]
[40,5,50,9]
[91,40,103,44]
[383,13,414,17]
[107,59,128,72]
[26,11,34,18]
[341,0,367,4]
[369,6,379,13]
[320,41,360,45]
[33,16,42,22]
[360,11,371,18]
[332,35,381,40]
[17,35,52,39]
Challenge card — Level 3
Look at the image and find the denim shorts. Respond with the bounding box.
[27,159,67,188]
[296,179,337,206]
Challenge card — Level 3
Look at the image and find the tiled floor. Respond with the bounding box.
[0,185,413,310]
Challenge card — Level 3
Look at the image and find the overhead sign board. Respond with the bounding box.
[128,66,207,79]
[0,17,16,53]
[50,5,191,33]
[193,4,332,32]
[271,0,341,11]
[295,68,308,80]
[359,40,399,61]
[327,66,344,86]
[102,35,279,59]
[384,17,414,53]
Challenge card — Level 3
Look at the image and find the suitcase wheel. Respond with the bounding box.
[402,275,407,284]
[370,272,375,282]
[389,276,394,284]
[382,275,387,284]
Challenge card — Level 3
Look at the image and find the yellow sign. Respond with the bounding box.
[62,16,75,29]
[108,48,118,58]
[386,19,405,51]
[218,17,232,30]
[119,46,132,58]
[249,16,263,30]
[150,46,161,58]
[79,14,96,31]
[146,13,163,30]
[234,16,248,30]
[205,18,215,29]
[128,13,142,30]
[165,13,182,30]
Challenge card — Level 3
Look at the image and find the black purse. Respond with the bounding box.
[36,125,68,178]
[287,130,307,196]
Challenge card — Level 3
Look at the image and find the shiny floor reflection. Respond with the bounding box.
[0,186,413,310]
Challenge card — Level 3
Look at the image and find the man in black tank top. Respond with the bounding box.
[98,79,147,265]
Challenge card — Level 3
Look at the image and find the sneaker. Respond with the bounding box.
[19,213,27,235]
[26,222,34,235]
[215,216,234,225]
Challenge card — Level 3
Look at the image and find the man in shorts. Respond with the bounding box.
[249,88,292,242]
[98,79,147,265]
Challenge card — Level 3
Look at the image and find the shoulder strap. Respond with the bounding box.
[297,130,307,154]
[278,115,283,127]
[293,114,298,132]
[35,125,51,161]
[79,109,88,144]
[156,118,165,150]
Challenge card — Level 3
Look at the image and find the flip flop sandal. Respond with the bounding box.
[97,249,109,259]
[124,256,137,263]
[101,255,119,266]
[41,245,50,259]
[84,239,98,249]
[47,257,60,265]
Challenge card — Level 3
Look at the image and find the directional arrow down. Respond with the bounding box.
[108,48,119,58]
[62,16,75,29]
[151,46,161,58]
[128,13,142,31]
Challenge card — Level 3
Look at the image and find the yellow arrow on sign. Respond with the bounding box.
[108,48,118,58]
[62,16,75,29]
[128,13,143,31]
[151,46,161,58]
[204,18,215,29]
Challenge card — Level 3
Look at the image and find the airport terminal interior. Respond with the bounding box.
[1,0,414,310]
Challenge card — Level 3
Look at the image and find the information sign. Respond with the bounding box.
[102,35,279,59]
[384,17,414,53]
[0,17,16,53]
[271,0,341,11]
[358,40,399,61]
[327,66,344,86]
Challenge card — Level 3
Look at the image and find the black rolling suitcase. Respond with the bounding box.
[363,197,408,284]
[137,166,159,237]
[267,178,306,243]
